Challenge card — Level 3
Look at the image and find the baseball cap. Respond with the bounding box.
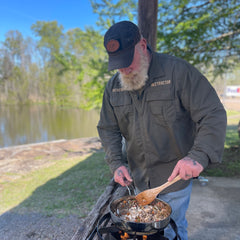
[104,21,141,71]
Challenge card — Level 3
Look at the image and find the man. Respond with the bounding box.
[97,21,227,240]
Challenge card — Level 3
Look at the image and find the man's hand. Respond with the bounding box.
[114,165,133,186]
[168,157,204,181]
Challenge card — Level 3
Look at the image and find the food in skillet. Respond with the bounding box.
[115,198,171,223]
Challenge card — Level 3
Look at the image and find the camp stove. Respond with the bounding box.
[88,213,181,240]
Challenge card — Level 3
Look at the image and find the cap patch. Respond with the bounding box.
[106,39,120,53]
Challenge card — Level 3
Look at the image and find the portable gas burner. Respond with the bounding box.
[88,212,181,240]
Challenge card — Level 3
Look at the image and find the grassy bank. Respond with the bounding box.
[0,110,239,217]
[203,110,240,177]
[0,152,111,217]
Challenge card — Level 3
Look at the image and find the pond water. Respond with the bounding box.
[0,105,100,148]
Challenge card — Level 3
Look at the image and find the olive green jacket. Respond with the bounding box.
[97,52,227,193]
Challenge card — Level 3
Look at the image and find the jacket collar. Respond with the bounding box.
[147,51,166,82]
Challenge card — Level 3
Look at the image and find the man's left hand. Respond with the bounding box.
[168,157,204,181]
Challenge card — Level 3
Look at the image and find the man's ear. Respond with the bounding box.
[140,38,147,52]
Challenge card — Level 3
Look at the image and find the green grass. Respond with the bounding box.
[203,110,240,177]
[226,110,240,118]
[0,152,111,217]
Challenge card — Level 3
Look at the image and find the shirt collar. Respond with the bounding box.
[147,51,166,81]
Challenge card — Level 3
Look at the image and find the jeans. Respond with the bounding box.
[157,181,193,240]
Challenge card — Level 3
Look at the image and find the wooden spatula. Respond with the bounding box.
[135,175,182,206]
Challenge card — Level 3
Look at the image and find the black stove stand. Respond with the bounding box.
[98,226,169,240]
[89,213,181,240]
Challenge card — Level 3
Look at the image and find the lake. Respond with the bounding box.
[0,105,100,148]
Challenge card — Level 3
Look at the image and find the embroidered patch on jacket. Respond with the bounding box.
[151,80,171,87]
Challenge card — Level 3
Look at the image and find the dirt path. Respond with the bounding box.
[222,98,240,111]
[0,137,102,184]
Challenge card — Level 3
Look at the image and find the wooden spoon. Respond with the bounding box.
[135,175,182,206]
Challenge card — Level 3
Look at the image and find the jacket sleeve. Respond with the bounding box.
[177,62,227,168]
[97,81,125,173]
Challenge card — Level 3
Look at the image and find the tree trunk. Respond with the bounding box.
[138,0,158,51]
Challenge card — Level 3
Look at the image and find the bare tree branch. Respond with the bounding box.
[205,29,240,43]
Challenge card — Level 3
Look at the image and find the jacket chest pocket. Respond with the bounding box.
[147,87,176,125]
[110,92,133,127]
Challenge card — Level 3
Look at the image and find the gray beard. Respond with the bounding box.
[119,51,149,91]
[119,72,148,91]
[120,48,149,91]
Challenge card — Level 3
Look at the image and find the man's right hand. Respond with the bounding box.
[114,165,133,186]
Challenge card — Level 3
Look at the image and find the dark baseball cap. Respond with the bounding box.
[104,21,141,71]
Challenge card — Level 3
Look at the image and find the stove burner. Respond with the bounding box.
[98,227,168,240]
[87,213,181,240]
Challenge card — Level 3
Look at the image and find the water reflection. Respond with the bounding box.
[0,105,100,148]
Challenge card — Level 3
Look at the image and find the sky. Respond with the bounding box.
[0,0,99,41]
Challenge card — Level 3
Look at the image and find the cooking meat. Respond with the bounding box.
[115,198,171,223]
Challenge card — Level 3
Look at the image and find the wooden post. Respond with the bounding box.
[138,0,158,51]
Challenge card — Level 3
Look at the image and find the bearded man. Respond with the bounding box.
[97,21,227,240]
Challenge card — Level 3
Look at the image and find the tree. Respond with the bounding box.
[157,0,240,77]
[91,0,240,77]
[138,0,158,50]
[90,0,136,29]
[1,1,239,108]
[0,31,32,103]
[56,27,109,109]
[31,21,70,104]
[31,21,64,65]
